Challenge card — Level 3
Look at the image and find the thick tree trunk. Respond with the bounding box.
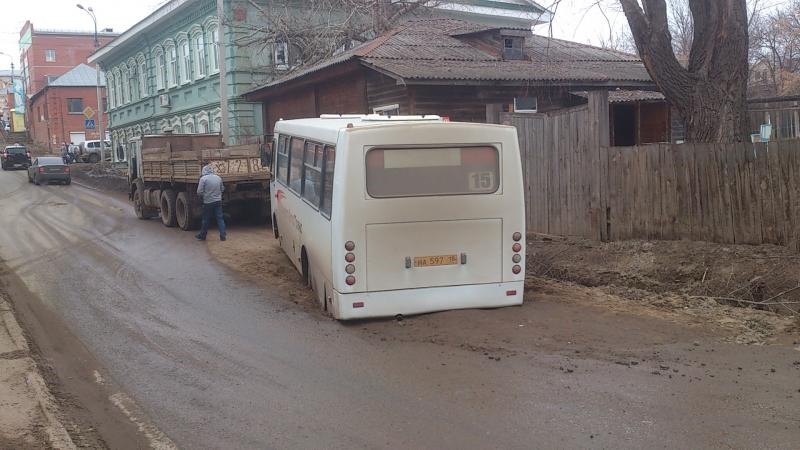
[619,0,749,143]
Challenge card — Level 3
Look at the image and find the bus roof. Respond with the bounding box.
[273,115,514,144]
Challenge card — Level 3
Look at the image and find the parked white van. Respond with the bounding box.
[270,115,525,320]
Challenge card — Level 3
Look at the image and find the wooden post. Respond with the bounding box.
[588,91,610,240]
[485,103,503,124]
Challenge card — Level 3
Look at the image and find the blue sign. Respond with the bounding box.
[85,119,96,130]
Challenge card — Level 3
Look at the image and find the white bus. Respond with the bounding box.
[270,115,525,320]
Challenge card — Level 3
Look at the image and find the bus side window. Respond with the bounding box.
[276,135,290,185]
[302,142,322,208]
[320,145,335,218]
[288,137,305,193]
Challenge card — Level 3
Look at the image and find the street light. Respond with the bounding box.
[77,3,106,166]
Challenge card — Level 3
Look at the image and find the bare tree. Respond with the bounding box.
[668,0,693,61]
[750,0,800,96]
[228,0,434,81]
[540,0,757,142]
[619,0,750,142]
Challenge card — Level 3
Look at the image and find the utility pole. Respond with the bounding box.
[217,0,230,145]
[77,4,106,165]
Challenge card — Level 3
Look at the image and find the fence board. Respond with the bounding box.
[507,107,800,250]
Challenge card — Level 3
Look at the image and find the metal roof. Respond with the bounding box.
[48,64,106,87]
[571,90,666,103]
[247,18,652,97]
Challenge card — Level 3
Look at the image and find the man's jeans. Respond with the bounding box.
[197,201,226,239]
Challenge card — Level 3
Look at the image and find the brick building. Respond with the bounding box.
[17,21,117,132]
[28,64,108,150]
[19,21,117,97]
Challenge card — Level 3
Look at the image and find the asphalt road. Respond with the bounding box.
[0,168,798,449]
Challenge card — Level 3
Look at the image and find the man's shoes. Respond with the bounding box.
[220,235,227,241]
[195,235,206,241]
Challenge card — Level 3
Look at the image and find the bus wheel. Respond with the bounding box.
[160,189,178,228]
[175,192,195,231]
[300,247,310,287]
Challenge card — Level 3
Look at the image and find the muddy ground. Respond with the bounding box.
[208,228,800,347]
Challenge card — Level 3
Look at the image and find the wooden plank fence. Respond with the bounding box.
[503,98,800,249]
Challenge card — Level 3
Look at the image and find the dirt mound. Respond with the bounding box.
[526,234,800,343]
[70,163,129,193]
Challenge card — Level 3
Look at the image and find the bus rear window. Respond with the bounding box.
[366,146,499,198]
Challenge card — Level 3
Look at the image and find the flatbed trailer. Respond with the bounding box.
[127,133,271,230]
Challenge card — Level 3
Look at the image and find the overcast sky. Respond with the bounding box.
[0,0,622,71]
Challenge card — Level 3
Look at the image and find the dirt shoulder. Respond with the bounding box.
[207,228,799,347]
[0,290,75,449]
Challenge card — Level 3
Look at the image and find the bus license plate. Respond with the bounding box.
[414,255,458,267]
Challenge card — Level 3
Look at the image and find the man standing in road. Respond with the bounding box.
[195,164,227,241]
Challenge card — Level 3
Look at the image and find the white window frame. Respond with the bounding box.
[274,42,289,69]
[106,74,116,109]
[128,61,139,101]
[192,31,206,79]
[513,97,538,113]
[45,49,55,62]
[178,37,191,85]
[165,43,178,87]
[137,55,148,99]
[153,47,166,91]
[207,24,220,73]
[120,67,130,105]
[113,68,123,107]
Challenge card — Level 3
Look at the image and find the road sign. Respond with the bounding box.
[85,119,96,130]
[83,106,95,119]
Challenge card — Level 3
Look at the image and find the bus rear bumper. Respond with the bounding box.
[332,281,524,320]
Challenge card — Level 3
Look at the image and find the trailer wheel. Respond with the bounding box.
[133,179,156,220]
[160,189,178,227]
[175,192,196,231]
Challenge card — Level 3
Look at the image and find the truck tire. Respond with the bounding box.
[133,179,156,219]
[248,199,270,225]
[160,189,178,227]
[88,153,99,163]
[175,192,196,231]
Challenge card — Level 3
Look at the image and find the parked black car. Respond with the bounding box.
[1,145,32,170]
[27,157,71,185]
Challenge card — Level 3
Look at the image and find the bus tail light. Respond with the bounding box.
[512,265,522,275]
[512,243,522,253]
[506,290,517,296]
[345,253,355,263]
[345,276,356,286]
[345,264,356,274]
[345,241,355,251]
[353,302,364,308]
[513,232,522,242]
